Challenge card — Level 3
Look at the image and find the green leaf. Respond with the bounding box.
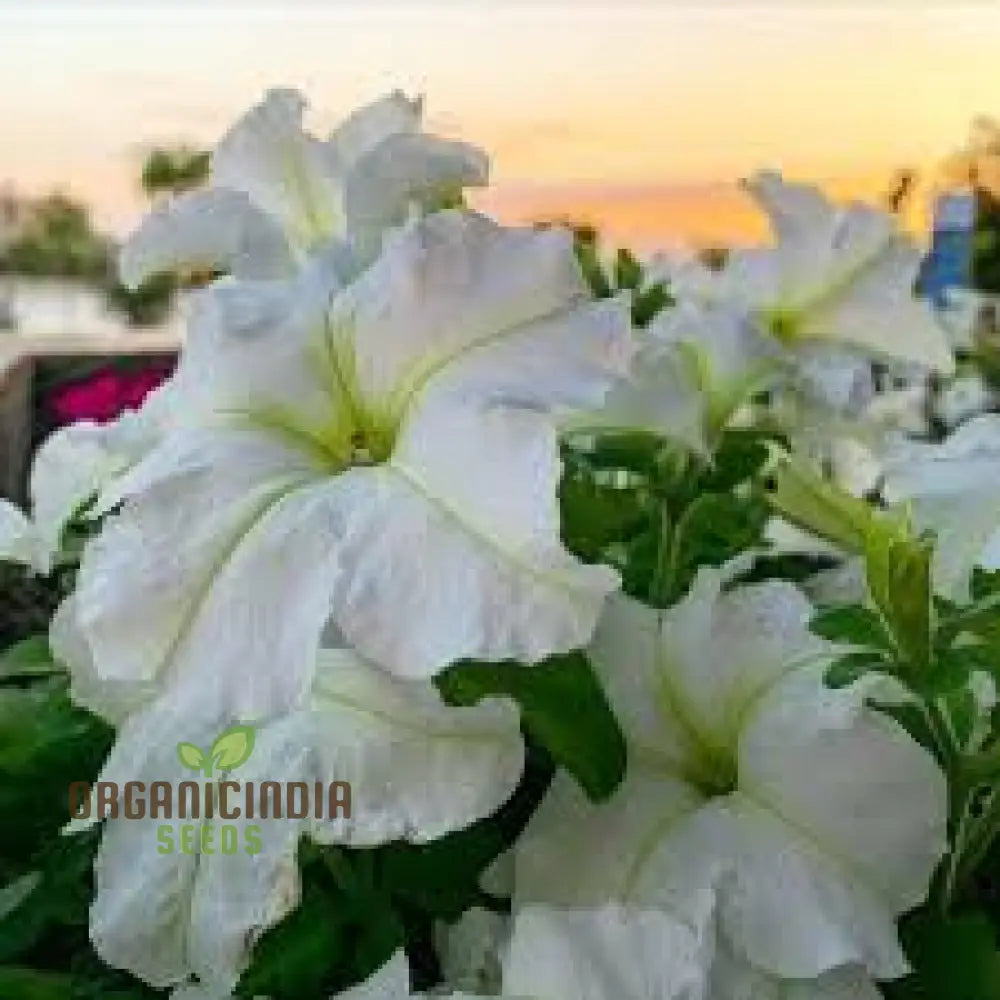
[885,910,1000,999]
[810,605,893,650]
[377,744,552,920]
[210,724,256,771]
[701,428,776,492]
[765,452,873,555]
[824,651,888,689]
[239,844,401,998]
[573,235,612,299]
[438,652,625,802]
[176,742,206,772]
[664,491,769,604]
[0,827,101,963]
[0,636,62,683]
[0,967,74,1000]
[864,514,934,682]
[972,568,1000,602]
[613,248,642,291]
[631,281,672,328]
[0,682,112,861]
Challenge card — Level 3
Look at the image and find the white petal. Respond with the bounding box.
[708,945,882,1000]
[743,669,947,916]
[338,949,412,1000]
[186,806,304,990]
[74,429,326,718]
[791,346,874,416]
[306,647,524,845]
[653,570,833,761]
[339,210,630,408]
[663,796,909,980]
[328,91,422,168]
[743,172,837,252]
[649,300,779,399]
[722,667,946,978]
[503,904,710,1000]
[435,907,509,995]
[337,948,411,1000]
[589,595,694,769]
[590,341,709,455]
[345,132,489,267]
[670,251,782,313]
[514,769,704,909]
[118,188,294,287]
[812,291,954,373]
[29,420,136,568]
[882,416,1000,598]
[800,218,953,372]
[89,710,306,991]
[157,269,339,435]
[212,88,343,251]
[90,815,199,986]
[762,518,844,560]
[327,404,619,677]
[50,595,158,723]
[0,500,37,569]
[800,559,868,608]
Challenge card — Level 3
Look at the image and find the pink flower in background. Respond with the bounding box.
[47,361,173,427]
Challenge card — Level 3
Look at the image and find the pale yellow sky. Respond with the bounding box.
[0,1,996,248]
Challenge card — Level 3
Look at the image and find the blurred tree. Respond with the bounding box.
[0,193,110,281]
[140,146,210,200]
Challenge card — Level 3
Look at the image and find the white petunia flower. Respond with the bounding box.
[503,903,711,1000]
[883,413,1000,600]
[0,415,156,574]
[513,565,947,984]
[588,299,778,454]
[670,172,954,375]
[120,88,488,289]
[60,210,631,730]
[342,904,713,1000]
[506,899,882,1000]
[80,646,524,992]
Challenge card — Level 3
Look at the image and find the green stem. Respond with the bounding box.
[648,501,674,608]
[953,787,1000,897]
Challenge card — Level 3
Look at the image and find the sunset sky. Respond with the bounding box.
[0,1,997,251]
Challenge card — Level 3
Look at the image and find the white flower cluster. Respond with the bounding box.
[3,88,982,999]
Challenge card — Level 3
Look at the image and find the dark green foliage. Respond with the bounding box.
[560,427,775,608]
[239,846,402,998]
[439,652,625,801]
[885,910,1000,999]
[0,658,135,997]
[0,564,70,651]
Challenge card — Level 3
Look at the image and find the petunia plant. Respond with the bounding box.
[2,88,1000,1000]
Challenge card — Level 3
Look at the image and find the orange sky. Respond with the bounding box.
[0,2,995,250]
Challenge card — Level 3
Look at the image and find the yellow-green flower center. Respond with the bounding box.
[760,305,803,345]
[238,316,404,473]
[653,661,739,798]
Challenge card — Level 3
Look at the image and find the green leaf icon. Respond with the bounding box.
[177,742,206,772]
[210,724,256,772]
